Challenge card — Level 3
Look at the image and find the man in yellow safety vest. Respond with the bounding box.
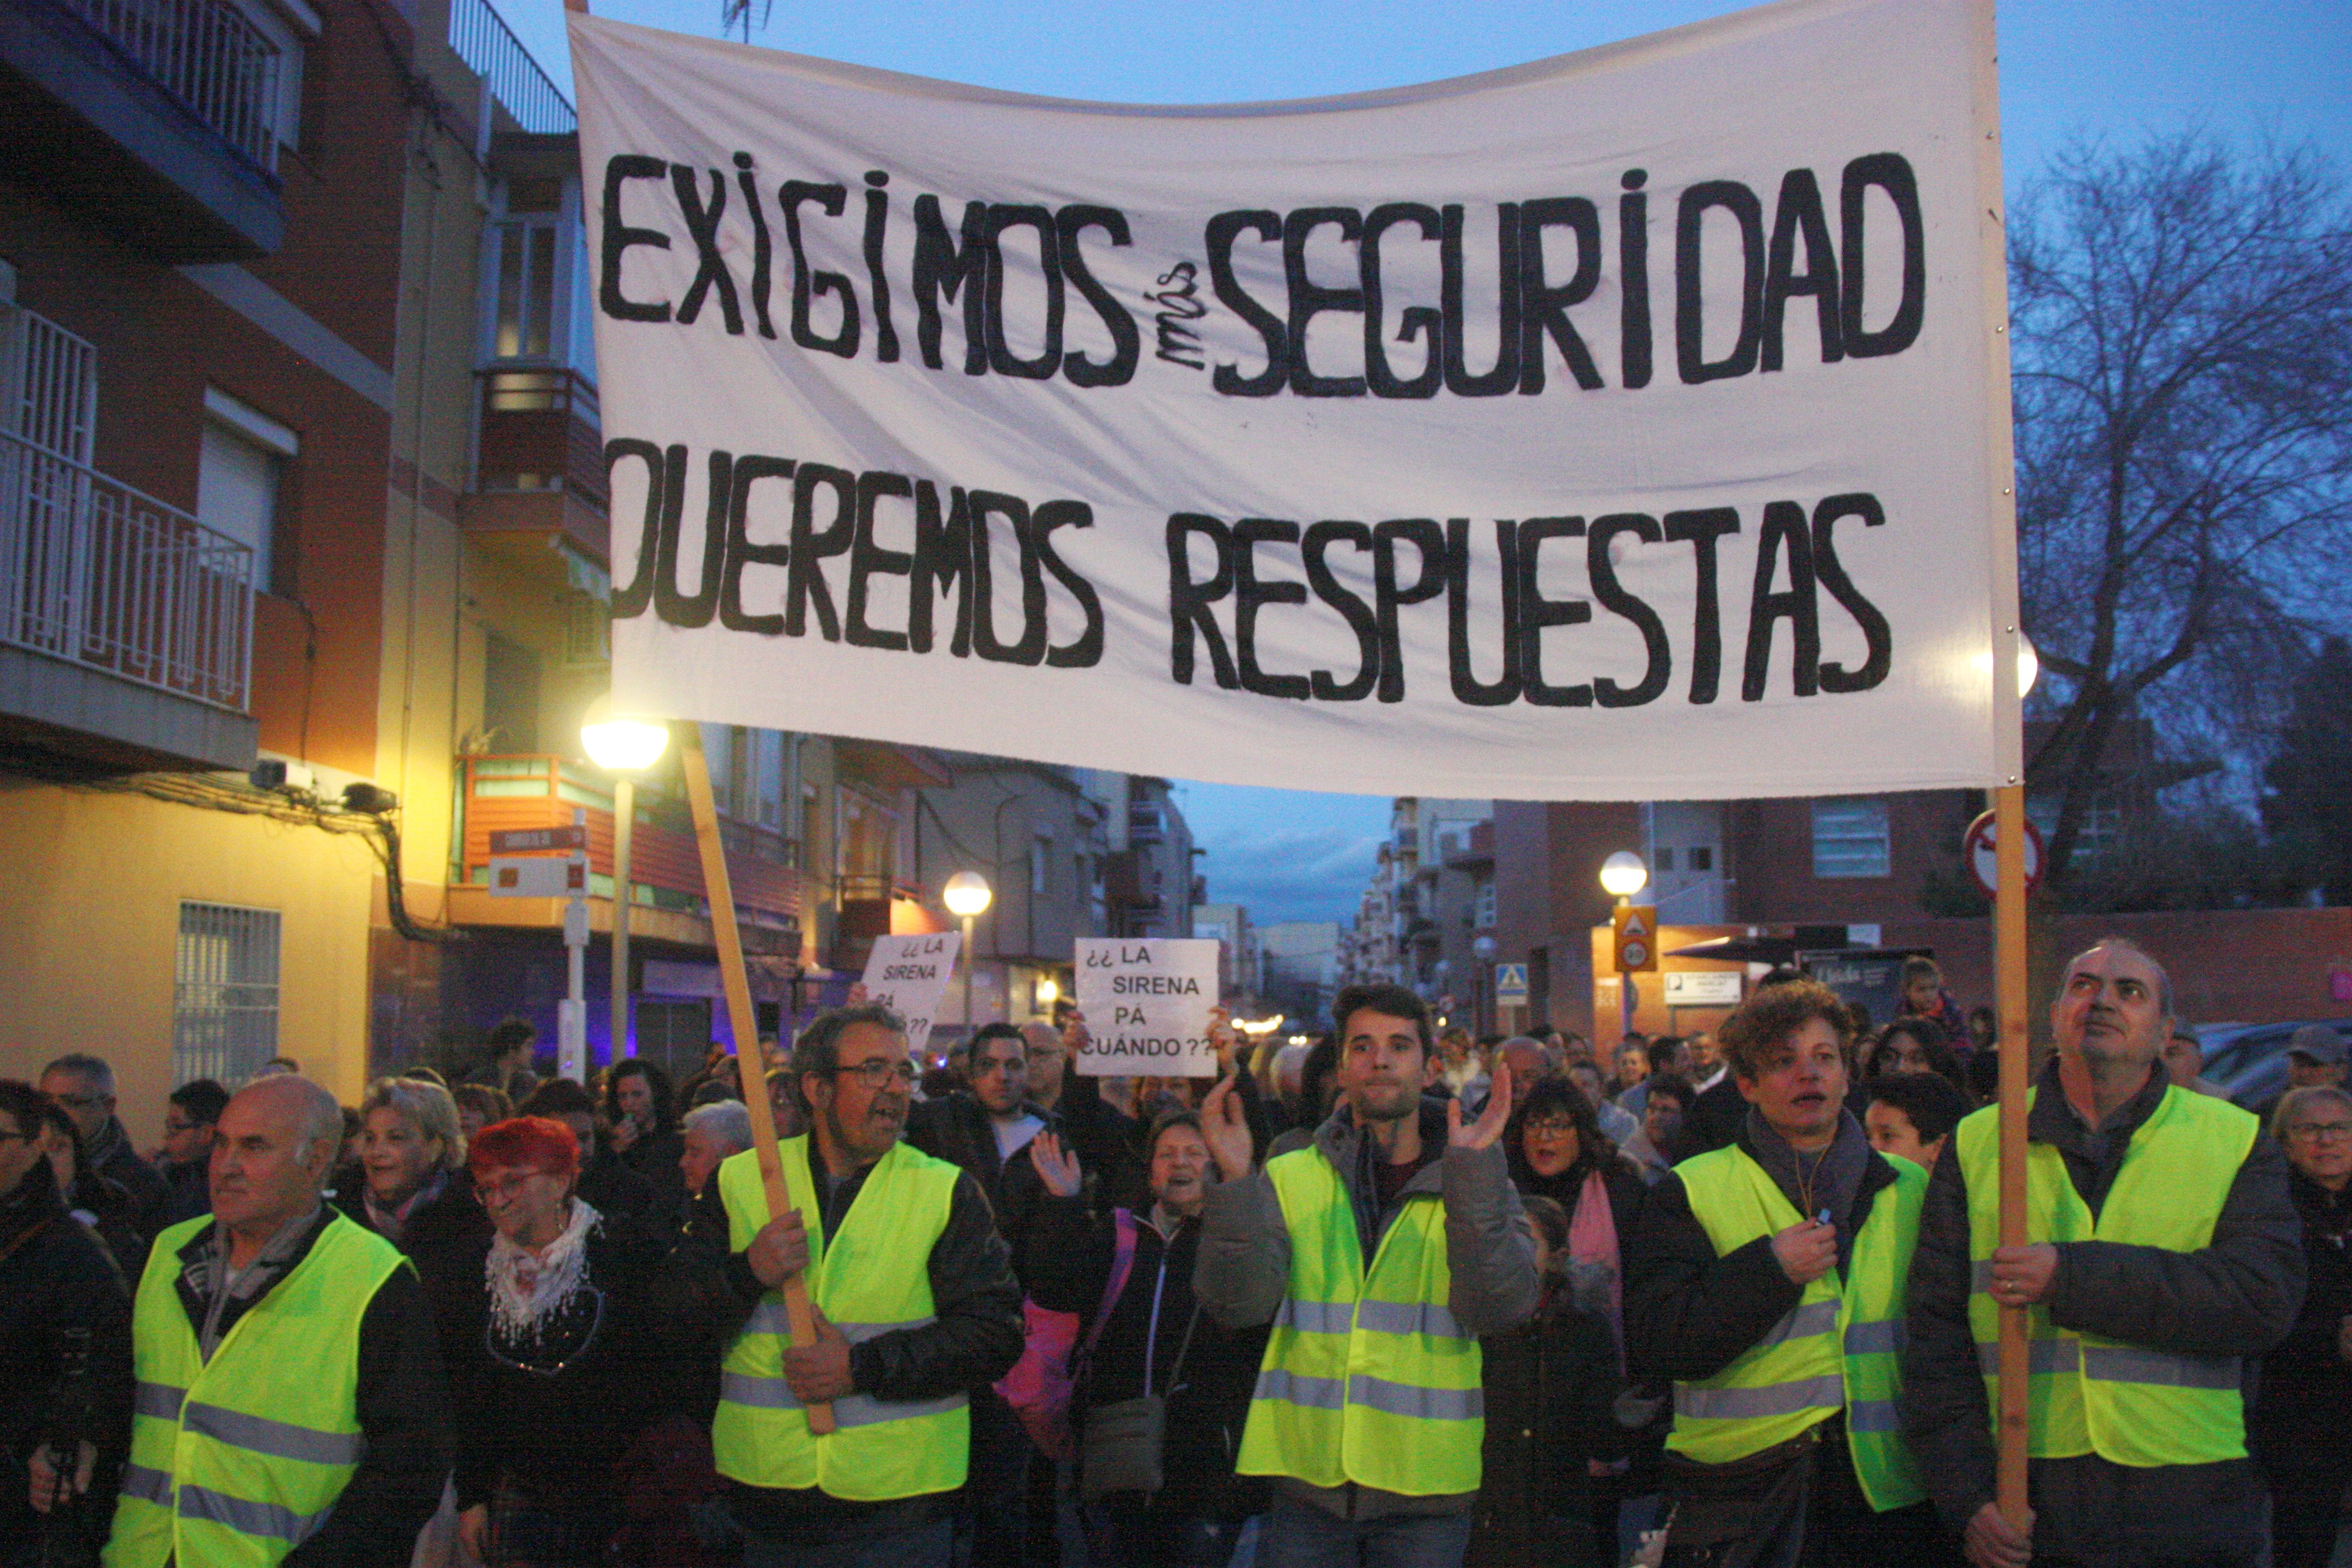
[679,1003,1025,1568]
[1194,981,1538,1568]
[1902,938,2304,1568]
[98,1071,449,1568]
[1627,974,1946,1567]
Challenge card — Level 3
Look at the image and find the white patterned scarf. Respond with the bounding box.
[484,1197,601,1340]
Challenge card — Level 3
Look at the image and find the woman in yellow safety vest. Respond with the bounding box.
[1625,977,1954,1568]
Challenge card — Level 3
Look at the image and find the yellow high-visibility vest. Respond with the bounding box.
[1236,1145,1485,1496]
[710,1136,968,1500]
[1955,1084,2256,1468]
[1667,1143,1928,1512]
[105,1212,409,1568]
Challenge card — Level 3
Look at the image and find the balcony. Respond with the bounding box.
[459,368,611,570]
[0,0,285,260]
[0,427,257,772]
[1128,803,1165,845]
[448,754,806,957]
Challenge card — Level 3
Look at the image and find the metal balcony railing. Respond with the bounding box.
[0,428,254,711]
[68,0,282,169]
[449,0,576,134]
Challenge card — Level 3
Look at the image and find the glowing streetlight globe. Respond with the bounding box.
[1599,851,1649,899]
[943,871,993,918]
[580,698,670,773]
[2017,634,2040,700]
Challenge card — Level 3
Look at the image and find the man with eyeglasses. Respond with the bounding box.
[681,1003,1025,1568]
[2254,1085,2352,1568]
[40,1054,170,1242]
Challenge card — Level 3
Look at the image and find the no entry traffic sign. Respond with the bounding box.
[1963,809,2045,897]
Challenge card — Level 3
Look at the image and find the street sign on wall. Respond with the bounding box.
[1663,970,1743,1006]
[1494,963,1529,1006]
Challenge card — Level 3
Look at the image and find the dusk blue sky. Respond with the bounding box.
[505,0,2352,924]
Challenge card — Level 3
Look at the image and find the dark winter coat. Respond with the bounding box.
[616,1125,688,1220]
[0,1164,133,1560]
[431,1208,679,1511]
[1467,1286,1622,1568]
[85,1119,170,1242]
[335,1173,496,1363]
[1020,1196,1270,1519]
[1899,1060,2304,1567]
[2250,1167,2352,1476]
[904,1092,1059,1251]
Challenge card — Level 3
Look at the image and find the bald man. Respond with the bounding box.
[100,1076,450,1568]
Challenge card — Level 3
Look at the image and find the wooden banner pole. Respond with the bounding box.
[1993,782,2030,1526]
[679,723,835,1435]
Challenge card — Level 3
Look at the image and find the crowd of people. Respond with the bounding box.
[5,943,2350,1568]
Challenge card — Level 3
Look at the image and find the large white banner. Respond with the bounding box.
[573,0,2020,801]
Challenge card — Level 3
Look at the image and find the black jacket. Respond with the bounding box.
[335,1174,495,1366]
[1020,1196,1270,1517]
[2250,1167,2352,1470]
[434,1209,679,1511]
[1899,1061,2304,1563]
[1626,1120,1907,1387]
[904,1093,1058,1251]
[1052,1073,1151,1214]
[616,1125,688,1219]
[1469,1288,1623,1568]
[0,1166,133,1558]
[677,1141,1025,1540]
[86,1120,170,1242]
[160,1208,451,1568]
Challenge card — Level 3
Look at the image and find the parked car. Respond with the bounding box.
[2195,1020,2352,1112]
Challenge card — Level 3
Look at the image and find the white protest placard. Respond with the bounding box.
[861,931,961,1056]
[1075,938,1221,1075]
[573,0,2021,802]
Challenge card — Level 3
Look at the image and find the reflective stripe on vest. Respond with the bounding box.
[104,1213,409,1568]
[1667,1144,1928,1513]
[1235,1145,1484,1497]
[710,1137,968,1501]
[1956,1085,2257,1468]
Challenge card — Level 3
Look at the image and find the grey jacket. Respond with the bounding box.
[1194,1098,1539,1520]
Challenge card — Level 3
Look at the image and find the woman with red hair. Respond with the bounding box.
[440,1116,679,1566]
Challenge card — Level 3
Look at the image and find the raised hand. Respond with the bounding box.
[1205,1005,1238,1073]
[1449,1060,1512,1150]
[1200,1072,1255,1180]
[1063,1009,1092,1060]
[846,982,870,1008]
[1031,1130,1082,1197]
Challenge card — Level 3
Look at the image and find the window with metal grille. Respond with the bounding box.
[174,902,281,1085]
[1812,798,1892,879]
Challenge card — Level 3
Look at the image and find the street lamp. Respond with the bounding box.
[1599,851,1648,1040]
[582,699,670,1062]
[943,871,993,1039]
[2016,633,2039,700]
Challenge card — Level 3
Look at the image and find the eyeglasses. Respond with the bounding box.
[2287,1122,2352,1142]
[837,1059,918,1089]
[475,1169,562,1203]
[1522,1119,1578,1140]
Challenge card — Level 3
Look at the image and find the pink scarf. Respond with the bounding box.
[1567,1168,1624,1355]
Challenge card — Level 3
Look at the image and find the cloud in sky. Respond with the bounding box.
[1174,782,1389,928]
